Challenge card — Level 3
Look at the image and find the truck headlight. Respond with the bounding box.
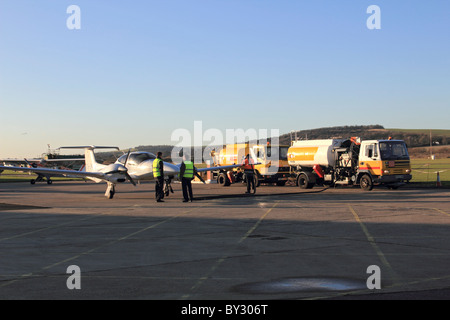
[383,169,390,174]
[405,169,411,174]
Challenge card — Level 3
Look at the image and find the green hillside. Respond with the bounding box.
[282,126,450,148]
[388,128,450,137]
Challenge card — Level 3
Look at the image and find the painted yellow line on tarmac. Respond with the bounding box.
[183,201,280,299]
[0,213,106,242]
[0,204,207,289]
[348,205,399,285]
[433,208,450,217]
[239,202,278,243]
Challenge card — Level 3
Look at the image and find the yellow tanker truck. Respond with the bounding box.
[211,143,291,186]
[288,137,412,190]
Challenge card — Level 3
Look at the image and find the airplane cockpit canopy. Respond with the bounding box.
[118,152,156,165]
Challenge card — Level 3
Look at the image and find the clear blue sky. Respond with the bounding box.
[1,0,449,157]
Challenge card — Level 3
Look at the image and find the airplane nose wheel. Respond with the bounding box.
[105,183,116,199]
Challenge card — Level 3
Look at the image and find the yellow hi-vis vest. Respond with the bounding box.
[183,161,194,179]
[153,158,163,177]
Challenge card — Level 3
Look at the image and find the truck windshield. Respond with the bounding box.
[266,146,289,161]
[279,147,289,160]
[379,141,409,160]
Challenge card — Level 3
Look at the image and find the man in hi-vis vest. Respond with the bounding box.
[179,154,200,202]
[153,151,165,202]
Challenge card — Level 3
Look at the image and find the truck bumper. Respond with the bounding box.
[376,174,412,184]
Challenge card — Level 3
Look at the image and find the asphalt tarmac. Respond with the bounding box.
[1,180,450,300]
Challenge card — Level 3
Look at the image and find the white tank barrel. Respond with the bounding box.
[287,139,343,167]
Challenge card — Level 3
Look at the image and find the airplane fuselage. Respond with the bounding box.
[116,152,180,181]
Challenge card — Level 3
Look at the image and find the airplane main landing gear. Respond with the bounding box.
[164,178,174,197]
[30,174,52,185]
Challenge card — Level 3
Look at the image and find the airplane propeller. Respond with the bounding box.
[124,149,131,167]
[123,149,137,186]
[102,149,136,186]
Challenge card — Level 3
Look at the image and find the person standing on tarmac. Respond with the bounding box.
[179,155,204,202]
[153,151,165,202]
[243,154,256,194]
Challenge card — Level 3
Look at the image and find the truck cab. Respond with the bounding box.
[212,143,291,186]
[252,144,290,186]
[357,140,412,190]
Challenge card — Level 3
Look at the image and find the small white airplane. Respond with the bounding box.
[0,146,242,199]
[1,156,85,185]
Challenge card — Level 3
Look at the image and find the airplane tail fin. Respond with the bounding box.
[59,146,120,172]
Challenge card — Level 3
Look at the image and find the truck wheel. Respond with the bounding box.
[254,175,260,187]
[217,173,230,186]
[298,173,314,189]
[360,174,373,191]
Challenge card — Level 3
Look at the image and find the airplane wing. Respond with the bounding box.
[173,162,243,173]
[38,158,85,162]
[0,165,105,180]
[1,158,36,164]
[1,158,84,162]
[1,158,84,165]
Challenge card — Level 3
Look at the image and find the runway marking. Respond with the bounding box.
[0,212,106,242]
[348,205,399,285]
[0,204,207,289]
[238,202,278,243]
[433,208,450,217]
[0,211,33,222]
[183,201,279,299]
